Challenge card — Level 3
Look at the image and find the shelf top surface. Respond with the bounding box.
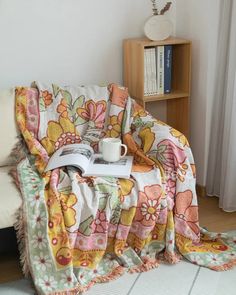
[124,37,191,46]
[133,91,190,102]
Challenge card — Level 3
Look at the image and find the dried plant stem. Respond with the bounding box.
[160,2,172,15]
[151,0,158,15]
[150,0,172,16]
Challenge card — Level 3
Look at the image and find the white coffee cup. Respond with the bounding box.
[99,138,127,162]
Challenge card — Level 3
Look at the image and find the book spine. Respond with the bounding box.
[157,46,164,94]
[151,47,157,95]
[155,47,159,94]
[164,45,172,94]
[149,48,153,95]
[147,48,152,96]
[144,49,148,96]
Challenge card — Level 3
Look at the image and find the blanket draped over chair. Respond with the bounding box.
[13,82,236,295]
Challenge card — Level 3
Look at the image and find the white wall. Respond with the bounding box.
[0,0,176,89]
[0,0,219,187]
[176,0,220,186]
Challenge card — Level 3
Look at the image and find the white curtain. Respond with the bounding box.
[206,0,236,212]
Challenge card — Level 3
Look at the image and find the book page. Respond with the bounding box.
[83,154,133,179]
[45,144,94,172]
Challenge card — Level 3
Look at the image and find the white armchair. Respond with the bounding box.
[0,89,22,229]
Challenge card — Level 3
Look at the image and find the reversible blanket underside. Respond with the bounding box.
[14,82,236,295]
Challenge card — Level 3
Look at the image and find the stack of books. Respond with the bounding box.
[144,45,172,96]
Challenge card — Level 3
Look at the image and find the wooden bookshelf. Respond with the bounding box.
[123,37,191,138]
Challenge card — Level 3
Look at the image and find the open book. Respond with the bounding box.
[45,143,133,179]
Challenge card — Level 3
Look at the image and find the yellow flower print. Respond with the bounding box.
[15,87,27,97]
[118,178,134,203]
[139,127,155,154]
[114,239,126,256]
[170,128,189,147]
[119,178,134,196]
[40,117,81,155]
[106,111,123,138]
[60,193,77,228]
[120,207,136,226]
[123,133,154,166]
[133,102,147,118]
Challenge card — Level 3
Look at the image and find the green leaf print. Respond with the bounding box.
[121,109,128,134]
[39,97,46,112]
[133,117,143,128]
[79,215,94,236]
[72,95,85,114]
[60,90,72,106]
[58,186,72,194]
[52,84,61,98]
[74,116,87,126]
[157,145,166,153]
[110,205,121,225]
[145,121,154,128]
[98,197,107,211]
[156,145,167,162]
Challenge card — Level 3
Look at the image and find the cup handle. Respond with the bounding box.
[120,144,127,158]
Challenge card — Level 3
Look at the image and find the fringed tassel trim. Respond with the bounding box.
[48,266,125,295]
[14,207,30,277]
[128,256,159,274]
[163,251,181,264]
[48,285,84,295]
[210,259,236,271]
[94,265,125,283]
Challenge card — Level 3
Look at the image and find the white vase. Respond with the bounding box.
[144,15,173,41]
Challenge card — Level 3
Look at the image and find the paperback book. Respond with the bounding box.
[45,143,133,179]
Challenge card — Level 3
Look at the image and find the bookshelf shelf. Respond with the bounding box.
[138,90,189,103]
[123,37,191,138]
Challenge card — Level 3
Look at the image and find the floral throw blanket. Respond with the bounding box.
[14,82,236,294]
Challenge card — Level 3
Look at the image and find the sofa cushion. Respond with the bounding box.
[0,89,19,166]
[0,166,22,229]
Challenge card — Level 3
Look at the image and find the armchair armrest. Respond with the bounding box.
[123,100,196,179]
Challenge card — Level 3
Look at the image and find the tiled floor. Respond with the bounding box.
[0,261,236,295]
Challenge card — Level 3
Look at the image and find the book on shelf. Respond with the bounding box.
[150,47,157,95]
[144,48,153,96]
[144,49,148,96]
[144,47,158,96]
[144,45,172,97]
[45,143,133,179]
[164,45,172,94]
[156,46,164,95]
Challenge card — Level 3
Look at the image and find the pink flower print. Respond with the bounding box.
[166,179,176,199]
[108,83,128,108]
[156,139,187,170]
[135,185,162,227]
[77,100,106,129]
[92,210,108,234]
[175,190,199,236]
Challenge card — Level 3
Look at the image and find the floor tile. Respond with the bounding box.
[0,274,139,295]
[86,272,139,295]
[0,279,35,295]
[129,261,199,295]
[1,264,235,295]
[190,266,236,295]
